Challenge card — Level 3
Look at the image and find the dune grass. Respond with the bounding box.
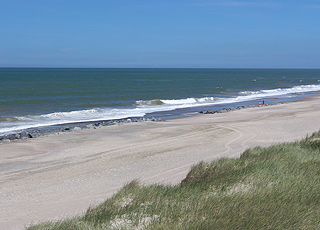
[28,131,320,229]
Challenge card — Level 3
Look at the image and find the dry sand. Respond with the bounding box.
[1,95,320,229]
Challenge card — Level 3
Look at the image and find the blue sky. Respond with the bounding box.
[1,0,320,68]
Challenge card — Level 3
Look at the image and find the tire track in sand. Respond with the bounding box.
[143,123,257,185]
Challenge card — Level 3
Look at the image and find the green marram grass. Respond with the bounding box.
[28,131,320,229]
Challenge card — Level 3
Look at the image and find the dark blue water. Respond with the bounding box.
[1,68,320,134]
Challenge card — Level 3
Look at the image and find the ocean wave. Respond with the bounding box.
[136,99,164,105]
[239,91,259,95]
[240,84,320,97]
[136,97,219,106]
[135,84,320,109]
[37,109,101,119]
[0,117,20,122]
[0,108,147,134]
[2,84,320,135]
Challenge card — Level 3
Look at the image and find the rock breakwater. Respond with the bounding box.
[0,102,280,143]
[199,102,278,114]
[0,117,161,143]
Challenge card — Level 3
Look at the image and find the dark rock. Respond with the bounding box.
[19,131,28,139]
[236,106,245,110]
[73,127,81,131]
[30,130,41,138]
[217,108,228,113]
[86,124,94,129]
[7,134,17,140]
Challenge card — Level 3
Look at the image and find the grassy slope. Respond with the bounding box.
[28,132,320,229]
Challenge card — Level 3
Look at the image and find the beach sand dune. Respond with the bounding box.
[1,96,320,229]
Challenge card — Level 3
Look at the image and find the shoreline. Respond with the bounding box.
[2,94,320,229]
[0,92,309,143]
[2,87,319,143]
[0,101,280,143]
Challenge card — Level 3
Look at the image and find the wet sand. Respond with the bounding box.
[1,95,320,229]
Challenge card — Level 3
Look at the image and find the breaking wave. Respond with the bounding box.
[0,108,147,134]
[136,97,218,106]
[1,84,320,135]
[239,84,320,97]
[0,117,20,122]
[136,84,320,108]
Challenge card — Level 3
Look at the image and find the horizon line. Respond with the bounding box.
[1,67,320,70]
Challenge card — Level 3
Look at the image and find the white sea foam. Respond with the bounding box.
[0,108,147,134]
[240,84,320,97]
[1,84,320,135]
[137,84,320,108]
[239,91,259,95]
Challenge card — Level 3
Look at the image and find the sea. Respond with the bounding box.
[1,68,320,135]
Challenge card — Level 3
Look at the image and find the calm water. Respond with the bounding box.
[1,68,320,134]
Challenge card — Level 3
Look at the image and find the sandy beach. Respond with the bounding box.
[1,96,320,229]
